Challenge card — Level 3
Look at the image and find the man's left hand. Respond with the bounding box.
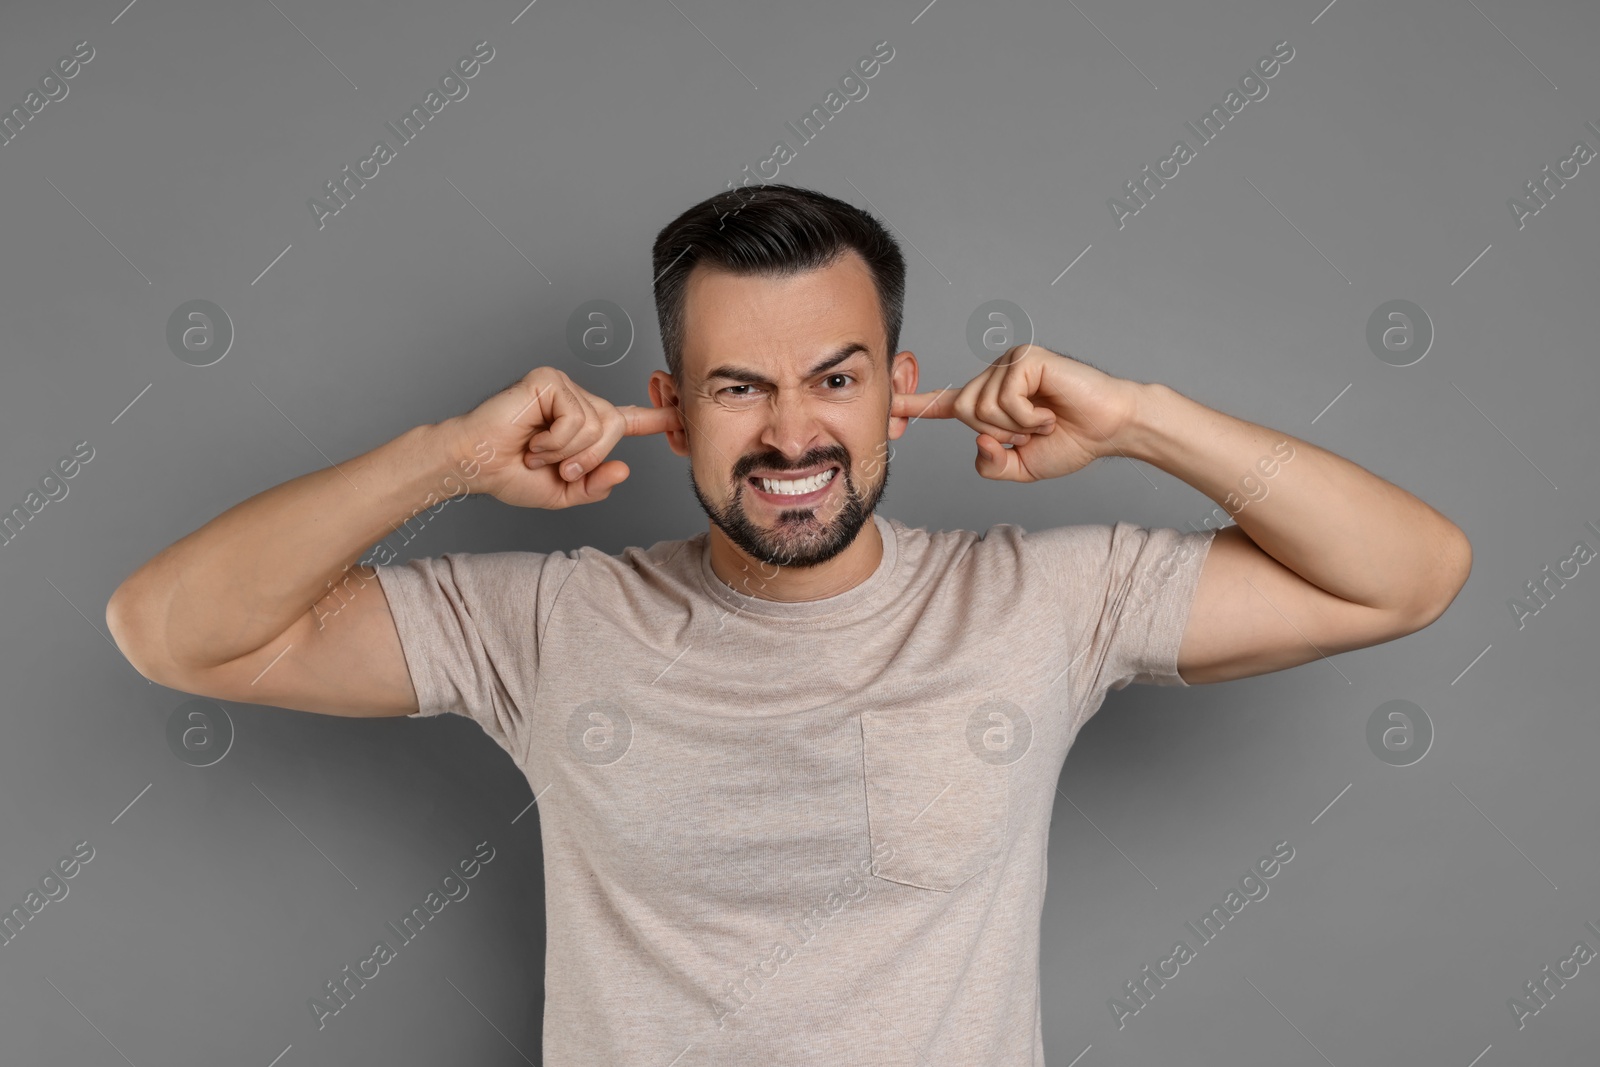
[891,344,1144,482]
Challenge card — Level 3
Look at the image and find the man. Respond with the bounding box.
[106,184,1471,1064]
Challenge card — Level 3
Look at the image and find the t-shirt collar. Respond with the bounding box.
[695,512,899,622]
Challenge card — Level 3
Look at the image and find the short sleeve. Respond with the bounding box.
[1025,522,1216,729]
[374,550,577,761]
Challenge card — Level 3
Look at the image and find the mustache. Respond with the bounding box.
[734,449,850,479]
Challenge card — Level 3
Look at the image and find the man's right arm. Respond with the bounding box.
[106,365,679,718]
[105,420,470,718]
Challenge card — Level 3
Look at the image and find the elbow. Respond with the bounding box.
[106,580,172,687]
[1409,531,1473,631]
[105,582,133,659]
[1442,528,1473,607]
[105,583,145,674]
[1454,531,1474,589]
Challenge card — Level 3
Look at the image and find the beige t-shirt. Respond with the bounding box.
[375,513,1215,1065]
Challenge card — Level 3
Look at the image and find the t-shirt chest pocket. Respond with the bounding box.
[859,706,1011,893]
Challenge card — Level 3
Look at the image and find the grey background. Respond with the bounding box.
[1,0,1596,1063]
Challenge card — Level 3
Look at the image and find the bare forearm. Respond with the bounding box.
[1119,383,1471,615]
[108,420,464,673]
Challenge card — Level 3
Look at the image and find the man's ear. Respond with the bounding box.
[888,350,919,440]
[649,370,690,457]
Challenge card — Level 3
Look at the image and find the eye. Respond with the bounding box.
[824,373,854,389]
[718,384,762,398]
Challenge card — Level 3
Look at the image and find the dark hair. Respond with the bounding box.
[650,183,906,384]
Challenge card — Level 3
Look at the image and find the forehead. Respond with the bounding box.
[681,250,884,378]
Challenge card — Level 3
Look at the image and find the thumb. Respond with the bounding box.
[570,459,630,501]
[974,434,1020,481]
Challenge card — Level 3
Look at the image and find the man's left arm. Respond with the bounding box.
[892,344,1474,687]
[1113,381,1472,685]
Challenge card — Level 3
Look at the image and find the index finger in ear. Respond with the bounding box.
[617,403,684,437]
[891,389,959,421]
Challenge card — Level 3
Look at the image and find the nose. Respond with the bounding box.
[757,388,832,466]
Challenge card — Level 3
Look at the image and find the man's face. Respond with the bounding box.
[650,250,917,569]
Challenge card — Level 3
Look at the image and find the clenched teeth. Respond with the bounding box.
[756,468,837,495]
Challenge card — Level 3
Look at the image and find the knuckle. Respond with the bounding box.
[522,366,556,395]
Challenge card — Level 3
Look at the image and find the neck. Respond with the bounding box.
[707,517,883,602]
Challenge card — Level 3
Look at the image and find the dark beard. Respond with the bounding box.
[689,445,889,570]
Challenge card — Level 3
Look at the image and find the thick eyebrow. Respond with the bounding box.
[701,342,871,387]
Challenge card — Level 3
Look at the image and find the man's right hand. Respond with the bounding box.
[446,367,683,510]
